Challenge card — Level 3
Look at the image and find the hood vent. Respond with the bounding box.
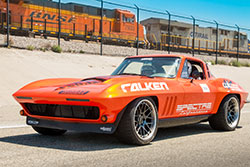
[81,77,110,82]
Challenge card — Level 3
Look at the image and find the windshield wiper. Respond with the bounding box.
[117,73,154,78]
[117,73,140,76]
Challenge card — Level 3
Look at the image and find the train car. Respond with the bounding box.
[0,0,144,46]
[141,18,249,55]
[248,40,250,53]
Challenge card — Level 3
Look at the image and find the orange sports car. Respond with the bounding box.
[13,55,248,145]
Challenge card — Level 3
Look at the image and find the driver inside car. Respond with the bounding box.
[141,65,156,76]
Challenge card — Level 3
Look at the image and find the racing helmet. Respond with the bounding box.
[187,61,192,76]
[141,65,156,76]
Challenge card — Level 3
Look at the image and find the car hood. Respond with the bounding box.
[13,75,172,99]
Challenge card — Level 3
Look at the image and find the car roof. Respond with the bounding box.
[127,54,204,62]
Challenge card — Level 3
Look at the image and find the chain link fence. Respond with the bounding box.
[1,0,250,63]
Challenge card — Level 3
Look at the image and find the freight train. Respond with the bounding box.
[0,0,144,46]
[141,18,249,55]
[248,40,250,52]
[0,0,249,56]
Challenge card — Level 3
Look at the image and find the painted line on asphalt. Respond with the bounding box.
[0,125,28,129]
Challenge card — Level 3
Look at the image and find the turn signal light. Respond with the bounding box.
[20,110,26,116]
[101,115,108,122]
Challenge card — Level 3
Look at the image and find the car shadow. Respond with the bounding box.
[155,123,218,141]
[0,123,219,151]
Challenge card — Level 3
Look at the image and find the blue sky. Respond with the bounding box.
[61,0,250,36]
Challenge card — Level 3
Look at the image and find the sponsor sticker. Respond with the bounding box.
[58,90,89,95]
[100,127,112,132]
[200,84,210,93]
[176,102,212,116]
[141,58,153,61]
[27,120,39,125]
[121,82,169,93]
[54,81,98,91]
[222,80,241,91]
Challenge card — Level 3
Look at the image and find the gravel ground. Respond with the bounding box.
[1,34,250,64]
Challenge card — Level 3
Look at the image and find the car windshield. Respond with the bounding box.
[112,57,181,78]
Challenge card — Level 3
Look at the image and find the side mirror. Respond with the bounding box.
[191,71,200,80]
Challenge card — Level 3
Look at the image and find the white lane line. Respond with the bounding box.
[0,125,28,129]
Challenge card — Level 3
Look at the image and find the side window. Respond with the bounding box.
[206,64,211,78]
[181,60,206,80]
[181,60,191,79]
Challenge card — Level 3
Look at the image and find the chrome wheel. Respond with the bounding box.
[134,99,157,141]
[226,97,240,128]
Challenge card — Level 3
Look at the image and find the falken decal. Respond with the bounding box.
[176,102,212,116]
[200,84,210,93]
[121,82,169,93]
[222,80,241,91]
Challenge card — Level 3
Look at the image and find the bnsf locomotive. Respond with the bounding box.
[0,0,144,45]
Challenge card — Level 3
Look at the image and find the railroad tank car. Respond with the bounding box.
[0,0,144,46]
[141,18,249,55]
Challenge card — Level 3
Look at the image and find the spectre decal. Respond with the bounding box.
[176,102,212,116]
[121,82,169,93]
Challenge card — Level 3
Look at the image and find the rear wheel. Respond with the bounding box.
[116,97,158,145]
[32,126,67,136]
[209,95,240,131]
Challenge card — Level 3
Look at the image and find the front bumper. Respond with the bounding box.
[27,116,117,134]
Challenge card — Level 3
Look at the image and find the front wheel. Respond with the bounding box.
[115,97,158,145]
[32,126,67,136]
[209,95,240,131]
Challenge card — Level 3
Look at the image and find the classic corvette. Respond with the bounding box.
[13,54,248,145]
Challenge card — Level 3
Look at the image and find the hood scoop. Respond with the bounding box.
[81,77,108,82]
[81,75,122,82]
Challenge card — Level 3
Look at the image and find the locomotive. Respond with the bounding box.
[141,18,249,55]
[0,0,144,46]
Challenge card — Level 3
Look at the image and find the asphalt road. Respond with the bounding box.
[0,105,250,167]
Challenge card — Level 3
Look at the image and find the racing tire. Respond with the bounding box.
[115,97,158,145]
[209,95,240,131]
[32,126,67,136]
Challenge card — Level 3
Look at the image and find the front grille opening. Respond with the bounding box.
[24,103,99,120]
